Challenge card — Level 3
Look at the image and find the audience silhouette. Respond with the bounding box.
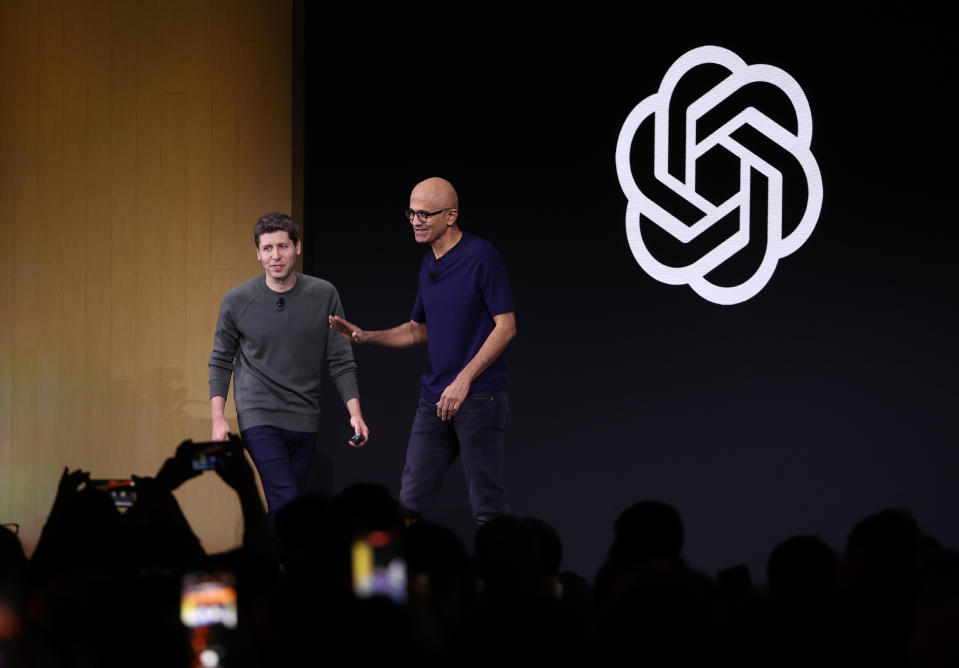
[0,438,956,667]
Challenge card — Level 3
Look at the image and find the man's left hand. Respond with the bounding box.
[437,376,470,421]
[349,415,370,447]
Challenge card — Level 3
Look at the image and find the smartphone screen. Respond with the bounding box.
[89,479,137,508]
[180,571,238,629]
[351,530,407,604]
[190,442,231,471]
[181,571,237,668]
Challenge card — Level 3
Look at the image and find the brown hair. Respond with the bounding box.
[254,212,300,247]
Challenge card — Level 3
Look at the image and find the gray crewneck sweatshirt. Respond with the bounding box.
[208,273,359,432]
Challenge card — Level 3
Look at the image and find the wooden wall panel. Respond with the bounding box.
[0,2,13,521]
[0,0,293,555]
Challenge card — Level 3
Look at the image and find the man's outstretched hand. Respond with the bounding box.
[329,315,368,344]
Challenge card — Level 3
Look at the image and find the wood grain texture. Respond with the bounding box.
[0,0,293,555]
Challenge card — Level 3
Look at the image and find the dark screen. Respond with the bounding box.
[302,16,957,583]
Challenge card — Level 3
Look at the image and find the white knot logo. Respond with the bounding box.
[616,45,823,305]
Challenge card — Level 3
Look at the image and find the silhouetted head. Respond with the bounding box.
[523,517,563,576]
[404,520,470,596]
[612,500,684,563]
[0,524,26,584]
[474,515,542,595]
[767,534,838,599]
[274,493,330,565]
[329,483,402,535]
[845,507,921,584]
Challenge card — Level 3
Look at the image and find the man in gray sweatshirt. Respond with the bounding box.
[209,212,369,522]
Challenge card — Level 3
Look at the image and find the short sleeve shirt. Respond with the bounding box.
[412,232,514,403]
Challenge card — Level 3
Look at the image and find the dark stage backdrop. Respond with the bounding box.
[301,18,956,585]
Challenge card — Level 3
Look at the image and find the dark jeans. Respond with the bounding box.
[400,391,510,525]
[241,425,316,524]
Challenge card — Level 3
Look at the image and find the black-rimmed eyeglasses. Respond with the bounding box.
[404,207,453,223]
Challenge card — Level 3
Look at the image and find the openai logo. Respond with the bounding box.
[616,46,823,305]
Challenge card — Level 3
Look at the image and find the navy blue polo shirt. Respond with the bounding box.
[412,232,514,403]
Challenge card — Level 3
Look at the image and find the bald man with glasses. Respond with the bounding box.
[329,177,517,525]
